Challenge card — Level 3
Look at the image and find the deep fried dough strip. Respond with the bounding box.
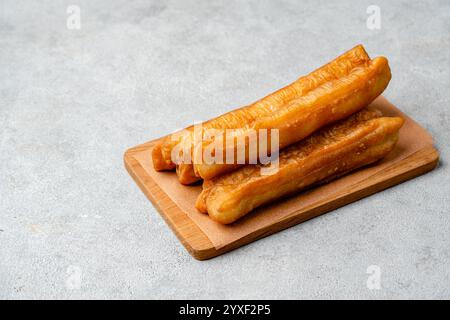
[194,56,391,180]
[196,109,404,224]
[152,45,373,184]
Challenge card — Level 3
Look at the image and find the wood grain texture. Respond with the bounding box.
[124,137,439,260]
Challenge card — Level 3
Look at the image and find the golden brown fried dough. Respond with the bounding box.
[196,109,404,224]
[194,55,391,180]
[153,45,384,184]
[152,143,176,171]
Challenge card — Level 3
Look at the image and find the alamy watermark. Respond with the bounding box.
[366,5,381,30]
[65,265,82,290]
[366,265,381,290]
[67,5,81,30]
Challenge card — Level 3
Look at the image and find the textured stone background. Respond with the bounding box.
[1,0,449,299]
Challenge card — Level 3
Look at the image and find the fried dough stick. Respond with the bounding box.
[196,109,404,224]
[153,45,380,184]
[194,55,391,180]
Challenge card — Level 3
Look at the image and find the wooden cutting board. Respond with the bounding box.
[124,100,439,260]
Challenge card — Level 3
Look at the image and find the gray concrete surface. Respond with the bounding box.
[1,0,449,299]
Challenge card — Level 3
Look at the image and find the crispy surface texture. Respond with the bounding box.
[152,45,391,184]
[196,109,404,224]
[194,55,391,180]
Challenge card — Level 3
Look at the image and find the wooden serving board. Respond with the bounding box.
[124,103,439,260]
